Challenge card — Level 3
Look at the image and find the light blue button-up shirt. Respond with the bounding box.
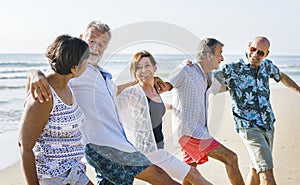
[69,64,137,152]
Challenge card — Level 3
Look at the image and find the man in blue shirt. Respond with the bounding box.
[215,36,300,185]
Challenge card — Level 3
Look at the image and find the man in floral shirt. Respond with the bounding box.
[215,36,300,185]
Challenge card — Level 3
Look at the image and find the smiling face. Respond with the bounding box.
[248,37,270,67]
[130,50,157,82]
[85,28,110,66]
[135,57,156,83]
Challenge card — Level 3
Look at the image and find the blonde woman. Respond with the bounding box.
[118,50,212,185]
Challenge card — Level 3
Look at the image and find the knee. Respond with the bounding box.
[187,166,200,178]
[231,151,238,162]
[185,167,211,185]
[225,150,239,165]
[148,164,162,173]
[184,167,201,183]
[136,164,169,183]
[259,170,276,183]
[148,164,165,175]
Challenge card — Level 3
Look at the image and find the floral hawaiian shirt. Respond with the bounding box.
[215,54,281,132]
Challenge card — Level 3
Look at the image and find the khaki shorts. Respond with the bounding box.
[239,127,274,173]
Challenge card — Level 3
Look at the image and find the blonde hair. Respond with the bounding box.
[130,50,157,79]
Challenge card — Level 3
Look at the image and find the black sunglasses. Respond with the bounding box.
[249,46,265,57]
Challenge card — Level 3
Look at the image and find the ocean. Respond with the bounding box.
[0,53,299,169]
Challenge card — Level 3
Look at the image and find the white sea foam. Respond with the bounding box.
[0,130,20,170]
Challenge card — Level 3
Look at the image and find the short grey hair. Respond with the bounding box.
[196,38,224,60]
[85,20,111,39]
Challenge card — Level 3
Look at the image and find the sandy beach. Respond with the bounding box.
[1,88,299,184]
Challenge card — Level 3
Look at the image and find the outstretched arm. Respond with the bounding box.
[280,72,300,94]
[154,76,173,94]
[153,59,193,94]
[116,80,138,97]
[27,70,51,103]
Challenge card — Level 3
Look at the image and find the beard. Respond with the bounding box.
[88,53,102,66]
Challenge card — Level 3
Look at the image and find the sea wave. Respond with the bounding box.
[0,66,47,73]
[0,76,26,80]
[0,110,22,133]
[0,85,25,89]
[0,61,47,67]
[276,63,300,68]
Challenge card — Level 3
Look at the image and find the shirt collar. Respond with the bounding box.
[195,62,208,78]
[88,64,113,80]
[195,62,213,87]
[99,67,112,80]
[243,52,251,65]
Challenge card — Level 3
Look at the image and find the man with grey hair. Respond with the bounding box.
[157,38,245,185]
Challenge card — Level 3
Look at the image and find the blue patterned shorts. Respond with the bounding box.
[85,143,151,185]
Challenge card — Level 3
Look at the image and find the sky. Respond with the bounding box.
[1,0,300,55]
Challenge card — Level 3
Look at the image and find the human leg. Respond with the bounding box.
[135,164,180,185]
[245,168,260,185]
[182,166,212,185]
[259,169,276,185]
[239,128,276,185]
[245,168,276,185]
[207,144,245,185]
[147,149,211,185]
[179,136,244,184]
[179,136,227,184]
[182,163,197,185]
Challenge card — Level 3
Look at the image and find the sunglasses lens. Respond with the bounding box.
[257,50,265,57]
[250,47,265,57]
[250,47,256,52]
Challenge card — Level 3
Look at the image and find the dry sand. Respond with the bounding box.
[1,88,299,184]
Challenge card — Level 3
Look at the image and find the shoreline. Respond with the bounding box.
[0,130,19,171]
[1,88,299,184]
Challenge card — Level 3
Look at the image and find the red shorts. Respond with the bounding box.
[179,135,221,164]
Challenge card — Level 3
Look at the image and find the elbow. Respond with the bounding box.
[18,139,34,157]
[18,140,26,154]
